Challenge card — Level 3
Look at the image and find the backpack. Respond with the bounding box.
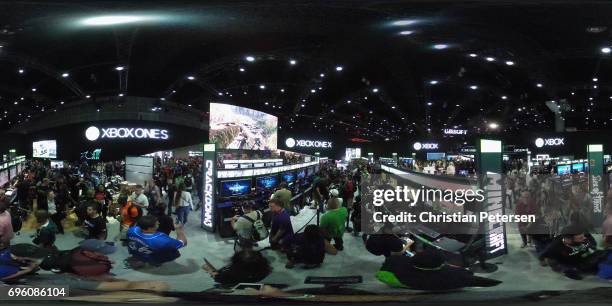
[241,211,269,241]
[70,248,112,276]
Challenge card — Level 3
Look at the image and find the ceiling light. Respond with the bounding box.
[372,88,379,93]
[320,73,325,78]
[571,92,575,95]
[485,57,495,62]
[536,83,543,87]
[469,85,478,90]
[245,56,255,62]
[259,84,265,89]
[392,20,417,26]
[594,85,598,89]
[239,67,245,72]
[31,88,37,92]
[433,44,448,50]
[468,53,478,57]
[85,95,91,99]
[218,92,223,96]
[280,89,285,92]
[289,59,297,65]
[335,66,343,71]
[505,60,514,66]
[391,106,396,109]
[601,47,611,54]
[589,97,593,100]
[427,102,433,106]
[188,104,192,107]
[399,30,413,35]
[187,76,195,80]
[301,104,305,107]
[80,15,158,26]
[593,77,598,82]
[18,69,24,74]
[429,80,438,85]
[60,101,64,104]
[118,93,124,97]
[310,89,316,93]
[501,95,508,100]
[115,66,125,71]
[61,73,69,78]
[456,104,460,107]
[488,122,499,129]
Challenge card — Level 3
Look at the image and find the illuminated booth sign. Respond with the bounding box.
[443,128,468,135]
[534,137,565,148]
[285,138,332,149]
[201,144,217,232]
[413,142,439,151]
[85,126,169,141]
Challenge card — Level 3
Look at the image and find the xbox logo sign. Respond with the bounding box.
[285,137,296,148]
[85,126,100,141]
[535,138,544,148]
[413,142,422,151]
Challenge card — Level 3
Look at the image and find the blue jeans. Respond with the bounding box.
[176,206,190,224]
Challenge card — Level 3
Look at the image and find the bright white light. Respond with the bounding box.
[433,44,448,49]
[280,89,285,93]
[259,84,265,89]
[501,95,508,100]
[536,83,543,88]
[571,92,575,95]
[239,67,245,72]
[245,56,255,62]
[427,102,433,106]
[505,60,514,66]
[115,66,125,71]
[289,59,297,65]
[320,73,325,78]
[187,76,195,80]
[485,57,495,62]
[310,89,316,93]
[470,85,478,90]
[488,122,499,129]
[188,104,192,107]
[469,53,478,57]
[594,85,598,89]
[80,15,156,26]
[335,66,343,71]
[118,93,124,97]
[399,30,413,35]
[218,92,223,96]
[18,69,24,74]
[392,20,416,26]
[31,88,37,92]
[61,73,69,77]
[85,95,91,99]
[372,88,379,93]
[429,80,438,85]
[60,101,64,104]
[601,47,611,54]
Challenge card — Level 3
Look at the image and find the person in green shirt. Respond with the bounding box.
[319,198,347,251]
[272,182,292,210]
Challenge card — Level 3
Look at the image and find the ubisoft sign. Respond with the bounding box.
[85,126,169,141]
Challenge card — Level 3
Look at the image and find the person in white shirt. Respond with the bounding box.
[174,184,193,224]
[130,185,149,209]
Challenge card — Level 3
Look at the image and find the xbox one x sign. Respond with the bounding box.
[535,137,564,148]
[85,126,169,141]
[285,137,332,149]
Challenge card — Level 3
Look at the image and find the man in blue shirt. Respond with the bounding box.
[127,215,187,266]
[269,198,294,251]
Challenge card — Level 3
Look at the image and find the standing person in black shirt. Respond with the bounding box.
[83,204,107,240]
[36,178,51,211]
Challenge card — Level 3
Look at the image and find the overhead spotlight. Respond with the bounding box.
[571,92,575,95]
[433,44,448,49]
[187,76,195,80]
[239,67,245,72]
[118,93,124,97]
[60,101,64,104]
[488,122,499,129]
[335,66,343,71]
[280,88,285,93]
[469,85,478,90]
[115,66,125,71]
[601,47,611,54]
[468,53,478,57]
[372,88,379,93]
[259,84,266,89]
[593,77,598,82]
[485,57,495,62]
[501,95,508,100]
[188,104,192,107]
[427,102,433,106]
[85,95,91,99]
[31,88,37,92]
[429,80,438,85]
[536,83,543,88]
[218,92,223,96]
[61,73,69,78]
[320,73,325,78]
[392,20,417,26]
[594,85,598,89]
[245,56,255,62]
[18,69,24,74]
[399,30,413,35]
[289,59,297,65]
[310,89,316,93]
[505,60,515,66]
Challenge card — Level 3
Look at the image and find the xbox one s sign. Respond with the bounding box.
[534,137,564,148]
[85,126,169,141]
[285,137,332,149]
[413,142,439,151]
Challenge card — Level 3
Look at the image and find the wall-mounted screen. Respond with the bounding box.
[220,179,252,197]
[345,148,361,160]
[426,152,446,161]
[297,169,306,179]
[209,103,278,150]
[571,163,584,172]
[51,160,64,169]
[306,167,314,176]
[256,176,279,189]
[0,170,8,187]
[557,165,571,175]
[281,171,295,183]
[33,140,57,158]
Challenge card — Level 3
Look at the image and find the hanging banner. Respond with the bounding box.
[477,139,507,259]
[201,143,217,232]
[587,144,604,224]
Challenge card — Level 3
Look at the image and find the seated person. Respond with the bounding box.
[539,224,609,280]
[268,198,294,251]
[32,210,58,250]
[286,225,336,269]
[231,201,261,250]
[366,223,412,257]
[319,198,347,251]
[376,248,501,290]
[83,204,107,240]
[202,249,271,287]
[127,215,187,266]
[0,244,45,282]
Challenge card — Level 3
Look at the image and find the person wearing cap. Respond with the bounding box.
[376,248,501,290]
[539,224,608,280]
[319,197,348,251]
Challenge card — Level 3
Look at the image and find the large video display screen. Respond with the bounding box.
[33,140,57,158]
[209,103,278,150]
[220,179,252,196]
[256,176,279,189]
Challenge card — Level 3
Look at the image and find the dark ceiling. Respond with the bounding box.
[1,0,611,141]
